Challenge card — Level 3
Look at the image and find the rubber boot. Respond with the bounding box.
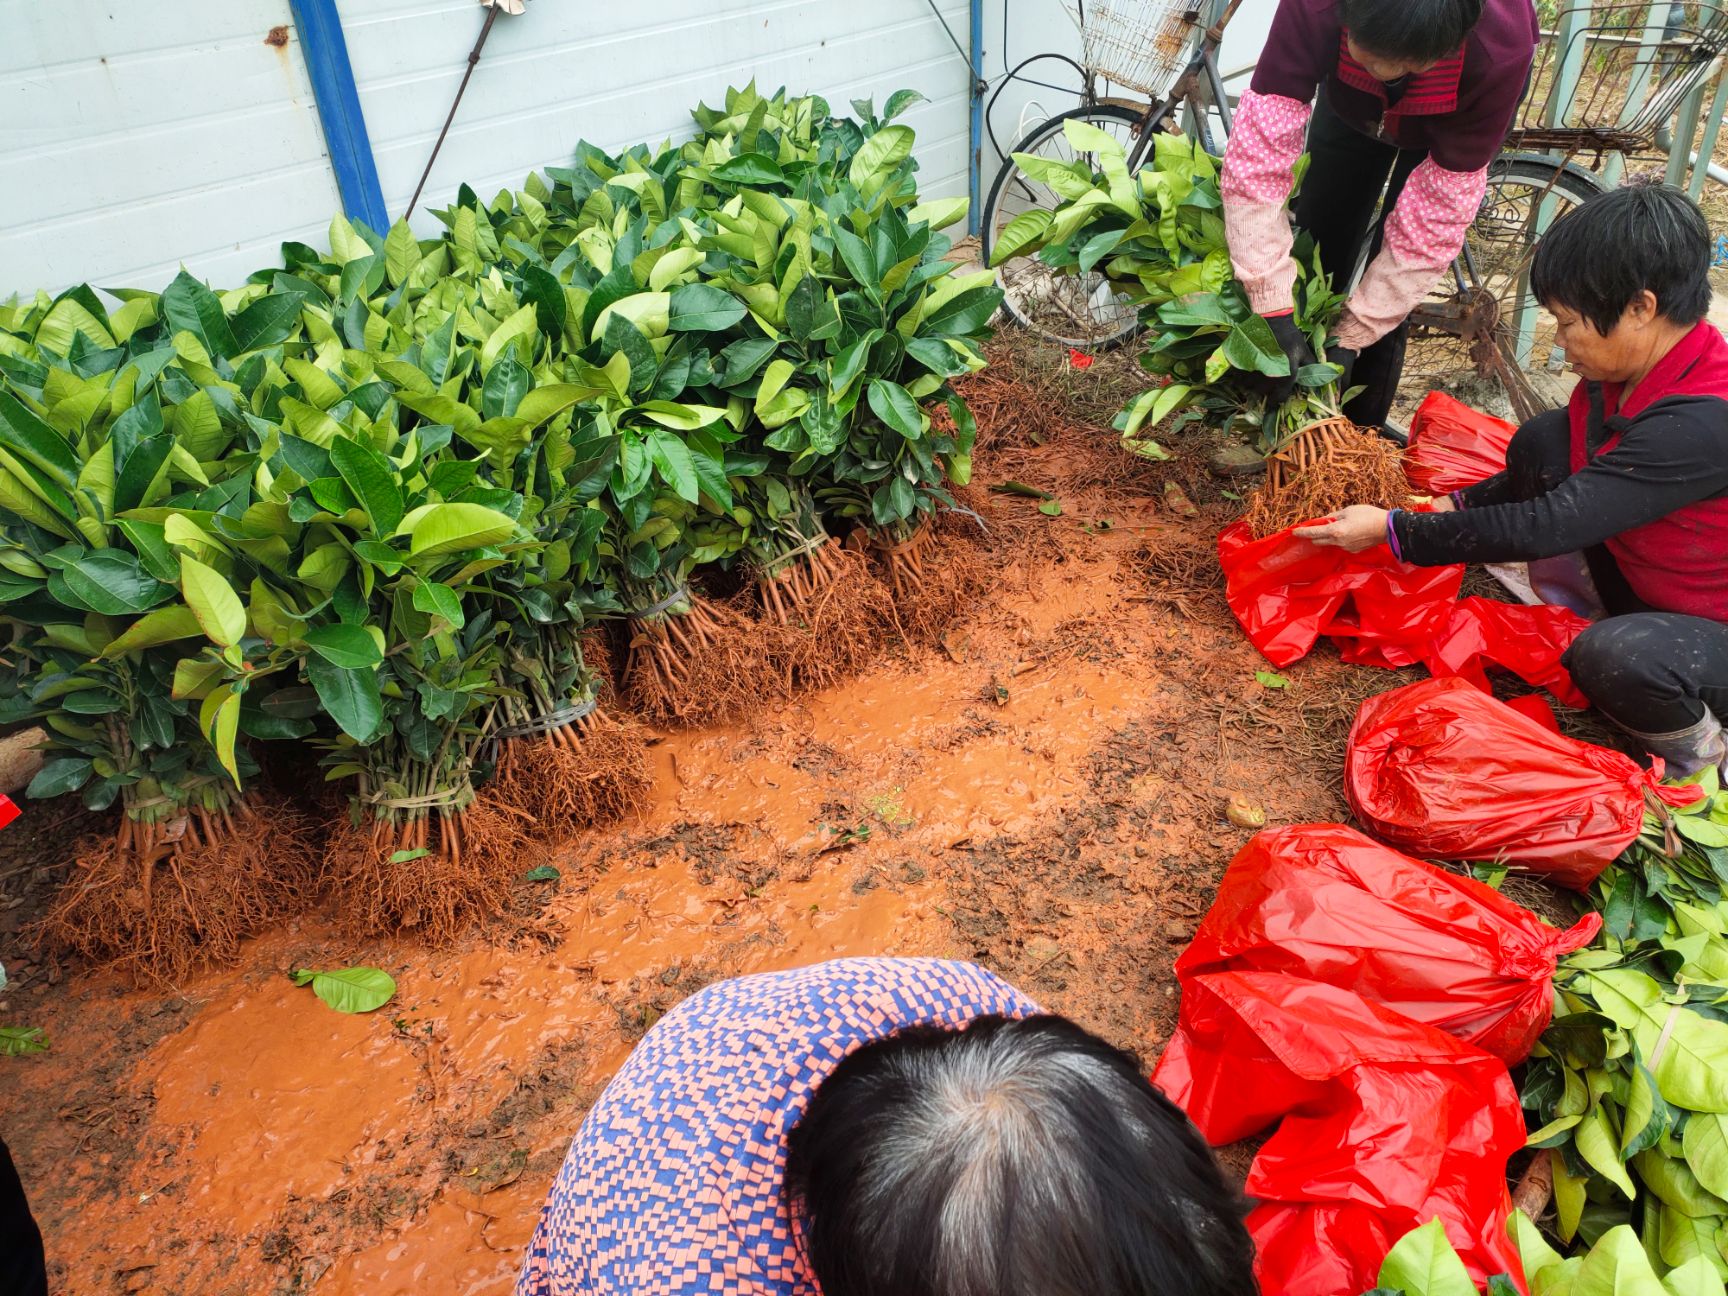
[1623,709,1728,779]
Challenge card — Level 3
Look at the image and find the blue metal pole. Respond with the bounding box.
[969,0,984,236]
[290,0,390,233]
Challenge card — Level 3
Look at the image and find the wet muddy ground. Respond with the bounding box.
[1,336,1479,1295]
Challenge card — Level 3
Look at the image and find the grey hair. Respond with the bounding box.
[786,1014,1257,1296]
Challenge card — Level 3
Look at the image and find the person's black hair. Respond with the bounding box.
[1530,180,1714,335]
[784,1014,1258,1296]
[1340,0,1484,64]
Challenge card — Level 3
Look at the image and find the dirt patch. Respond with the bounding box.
[0,331,1575,1295]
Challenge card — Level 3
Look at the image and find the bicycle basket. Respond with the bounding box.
[1064,0,1198,97]
[1508,1,1728,153]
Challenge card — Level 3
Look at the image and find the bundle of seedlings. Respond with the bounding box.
[0,275,331,979]
[994,124,1367,467]
[484,625,650,836]
[742,477,894,688]
[1242,404,1411,538]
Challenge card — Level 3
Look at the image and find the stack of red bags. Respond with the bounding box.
[1154,824,1601,1296]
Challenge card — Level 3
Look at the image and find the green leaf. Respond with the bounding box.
[383,219,421,288]
[200,683,243,788]
[1573,1226,1667,1296]
[667,283,748,333]
[989,209,1056,266]
[923,286,1003,337]
[524,865,561,882]
[1589,970,1728,1112]
[848,124,915,190]
[1661,1257,1724,1296]
[160,268,239,359]
[230,293,305,354]
[411,581,464,630]
[866,379,923,440]
[0,390,79,489]
[329,436,405,538]
[1621,1061,1670,1158]
[61,551,171,616]
[102,605,203,657]
[399,502,517,559]
[1223,316,1289,376]
[647,429,700,503]
[1037,499,1062,517]
[26,756,91,800]
[306,657,383,742]
[293,966,396,1014]
[1255,671,1290,689]
[179,556,247,648]
[1376,1218,1478,1296]
[1682,1112,1728,1198]
[390,848,430,864]
[304,623,384,670]
[0,1026,48,1057]
[711,153,785,184]
[1575,1103,1637,1198]
[480,303,539,373]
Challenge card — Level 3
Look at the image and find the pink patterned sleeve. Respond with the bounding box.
[1336,158,1488,350]
[1221,89,1313,316]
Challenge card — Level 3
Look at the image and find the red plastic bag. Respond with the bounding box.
[1405,391,1518,495]
[1345,677,1699,889]
[1176,824,1601,1063]
[1219,522,1593,704]
[1424,598,1593,708]
[1153,972,1528,1296]
[1218,519,1463,669]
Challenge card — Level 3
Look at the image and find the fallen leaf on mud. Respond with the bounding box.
[1164,920,1194,943]
[985,678,1010,707]
[1225,795,1266,829]
[462,1146,529,1195]
[1037,499,1063,517]
[1161,481,1199,518]
[940,630,971,663]
[523,865,560,882]
[1254,670,1289,689]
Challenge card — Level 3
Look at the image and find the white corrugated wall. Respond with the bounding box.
[1,0,979,298]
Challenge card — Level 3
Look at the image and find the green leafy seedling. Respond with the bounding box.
[291,966,397,1014]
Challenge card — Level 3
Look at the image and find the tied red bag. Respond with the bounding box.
[1405,391,1518,495]
[1176,824,1601,1063]
[1345,677,1701,889]
[1153,972,1527,1296]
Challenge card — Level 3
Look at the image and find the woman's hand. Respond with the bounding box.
[1293,505,1391,552]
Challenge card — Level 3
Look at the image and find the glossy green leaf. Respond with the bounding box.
[179,556,246,648]
[306,656,383,741]
[411,581,464,629]
[291,966,396,1014]
[304,623,384,669]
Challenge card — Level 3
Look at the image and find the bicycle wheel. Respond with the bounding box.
[1464,156,1605,370]
[982,104,1147,350]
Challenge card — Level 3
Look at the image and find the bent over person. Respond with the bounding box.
[1299,183,1728,776]
[1222,0,1539,426]
[514,957,1255,1296]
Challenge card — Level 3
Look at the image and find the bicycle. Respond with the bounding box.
[981,0,1728,418]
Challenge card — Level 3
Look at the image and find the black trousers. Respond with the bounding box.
[1292,89,1425,429]
[1500,414,1728,734]
[0,1138,46,1296]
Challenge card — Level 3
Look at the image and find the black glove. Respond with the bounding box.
[1245,312,1317,407]
[1327,344,1358,393]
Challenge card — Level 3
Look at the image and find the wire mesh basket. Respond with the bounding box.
[1064,0,1200,96]
[1508,1,1728,153]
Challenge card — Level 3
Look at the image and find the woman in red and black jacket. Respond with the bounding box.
[1300,184,1728,776]
[1222,0,1539,427]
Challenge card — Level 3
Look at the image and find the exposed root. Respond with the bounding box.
[323,801,527,941]
[35,796,313,986]
[756,540,897,690]
[485,708,653,838]
[1244,417,1411,538]
[870,512,991,646]
[623,592,781,725]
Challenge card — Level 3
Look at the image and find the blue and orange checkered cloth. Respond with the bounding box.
[514,957,1038,1295]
